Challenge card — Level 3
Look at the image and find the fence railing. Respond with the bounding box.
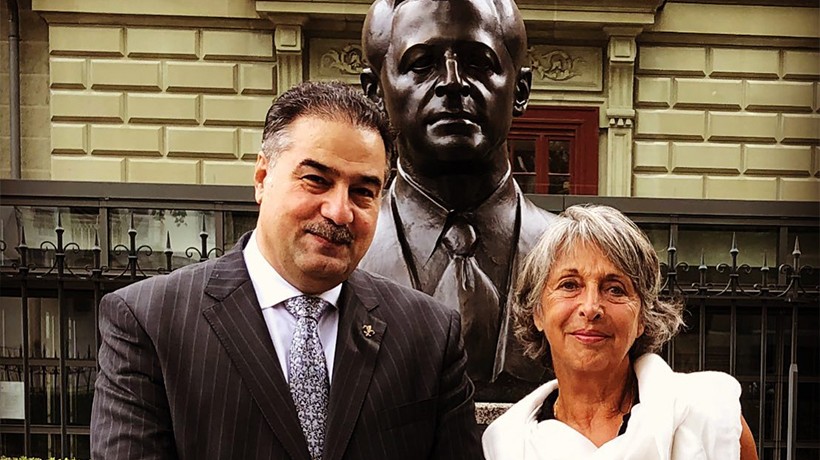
[0,179,818,460]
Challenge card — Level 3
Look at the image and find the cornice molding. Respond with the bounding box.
[255,0,665,30]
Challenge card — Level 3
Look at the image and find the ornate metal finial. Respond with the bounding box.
[717,233,750,296]
[163,231,174,273]
[730,232,738,257]
[756,251,771,295]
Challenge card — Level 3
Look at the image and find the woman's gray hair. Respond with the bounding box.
[513,204,684,366]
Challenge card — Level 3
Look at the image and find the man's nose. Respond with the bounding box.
[435,51,469,97]
[321,188,354,226]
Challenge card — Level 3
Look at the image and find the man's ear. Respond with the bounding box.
[512,67,532,117]
[253,152,268,204]
[360,68,385,112]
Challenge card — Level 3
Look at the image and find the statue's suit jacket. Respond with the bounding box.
[361,185,555,383]
[90,233,480,460]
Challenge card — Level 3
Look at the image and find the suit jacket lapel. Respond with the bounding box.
[201,233,310,460]
[323,270,385,460]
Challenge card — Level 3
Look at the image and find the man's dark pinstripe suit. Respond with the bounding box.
[90,233,482,459]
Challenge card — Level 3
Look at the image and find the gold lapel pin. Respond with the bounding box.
[362,324,375,338]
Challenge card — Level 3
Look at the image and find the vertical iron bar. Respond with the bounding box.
[92,231,102,353]
[56,211,68,456]
[777,226,788,286]
[128,212,137,280]
[730,301,736,376]
[18,226,31,455]
[199,216,208,262]
[786,362,797,460]
[215,209,225,256]
[759,305,767,460]
[99,207,110,274]
[785,304,798,460]
[699,300,705,372]
[773,309,785,458]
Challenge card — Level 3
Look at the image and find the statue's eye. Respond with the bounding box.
[464,49,497,72]
[409,54,435,72]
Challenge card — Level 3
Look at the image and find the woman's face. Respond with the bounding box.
[535,242,645,376]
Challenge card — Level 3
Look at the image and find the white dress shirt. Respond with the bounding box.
[243,230,341,384]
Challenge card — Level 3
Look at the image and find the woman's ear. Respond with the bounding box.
[533,304,545,332]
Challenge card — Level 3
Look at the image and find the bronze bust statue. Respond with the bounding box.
[359,0,556,399]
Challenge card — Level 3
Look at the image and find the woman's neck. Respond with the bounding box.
[553,359,637,447]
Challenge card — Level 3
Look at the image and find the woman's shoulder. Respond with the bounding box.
[635,353,741,407]
[482,380,558,459]
[633,354,743,459]
[659,360,742,418]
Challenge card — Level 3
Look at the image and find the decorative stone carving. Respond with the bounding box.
[526,45,602,91]
[529,49,582,81]
[309,39,366,84]
[321,44,366,75]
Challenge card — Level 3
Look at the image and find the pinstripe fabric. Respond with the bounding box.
[91,232,482,459]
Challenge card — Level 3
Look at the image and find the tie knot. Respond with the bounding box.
[443,214,477,257]
[284,295,327,321]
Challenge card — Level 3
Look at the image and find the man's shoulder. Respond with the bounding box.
[107,256,222,304]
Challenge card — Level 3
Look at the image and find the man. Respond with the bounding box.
[90,81,481,459]
[359,0,556,395]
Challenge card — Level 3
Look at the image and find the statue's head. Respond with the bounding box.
[362,0,532,173]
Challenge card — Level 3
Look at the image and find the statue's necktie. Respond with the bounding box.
[284,295,329,460]
[432,214,501,382]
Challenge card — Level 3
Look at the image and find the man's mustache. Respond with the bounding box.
[305,220,354,245]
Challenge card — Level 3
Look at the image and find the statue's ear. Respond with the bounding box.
[360,68,385,112]
[512,67,532,117]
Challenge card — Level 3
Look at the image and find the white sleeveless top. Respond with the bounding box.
[482,353,742,460]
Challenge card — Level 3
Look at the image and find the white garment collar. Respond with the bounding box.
[243,229,342,309]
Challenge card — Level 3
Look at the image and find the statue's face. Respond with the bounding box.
[379,0,524,169]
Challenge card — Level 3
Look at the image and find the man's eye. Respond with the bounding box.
[303,175,328,186]
[352,187,376,199]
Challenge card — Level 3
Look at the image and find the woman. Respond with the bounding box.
[483,204,757,459]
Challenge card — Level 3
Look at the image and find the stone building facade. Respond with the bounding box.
[1,0,818,198]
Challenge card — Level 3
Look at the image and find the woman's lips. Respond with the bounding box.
[570,330,609,344]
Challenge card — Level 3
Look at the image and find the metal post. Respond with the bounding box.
[785,363,797,460]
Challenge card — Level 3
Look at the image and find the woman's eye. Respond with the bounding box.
[559,280,579,291]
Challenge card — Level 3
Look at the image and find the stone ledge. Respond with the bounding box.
[475,402,513,426]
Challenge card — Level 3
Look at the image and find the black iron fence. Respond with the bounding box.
[1,179,818,460]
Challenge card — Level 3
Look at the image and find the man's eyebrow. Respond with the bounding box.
[298,159,383,188]
[361,174,383,189]
[298,159,335,175]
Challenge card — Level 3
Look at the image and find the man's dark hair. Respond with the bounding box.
[362,0,528,74]
[262,81,394,173]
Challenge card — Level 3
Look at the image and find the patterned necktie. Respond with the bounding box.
[284,295,329,460]
[432,214,501,382]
